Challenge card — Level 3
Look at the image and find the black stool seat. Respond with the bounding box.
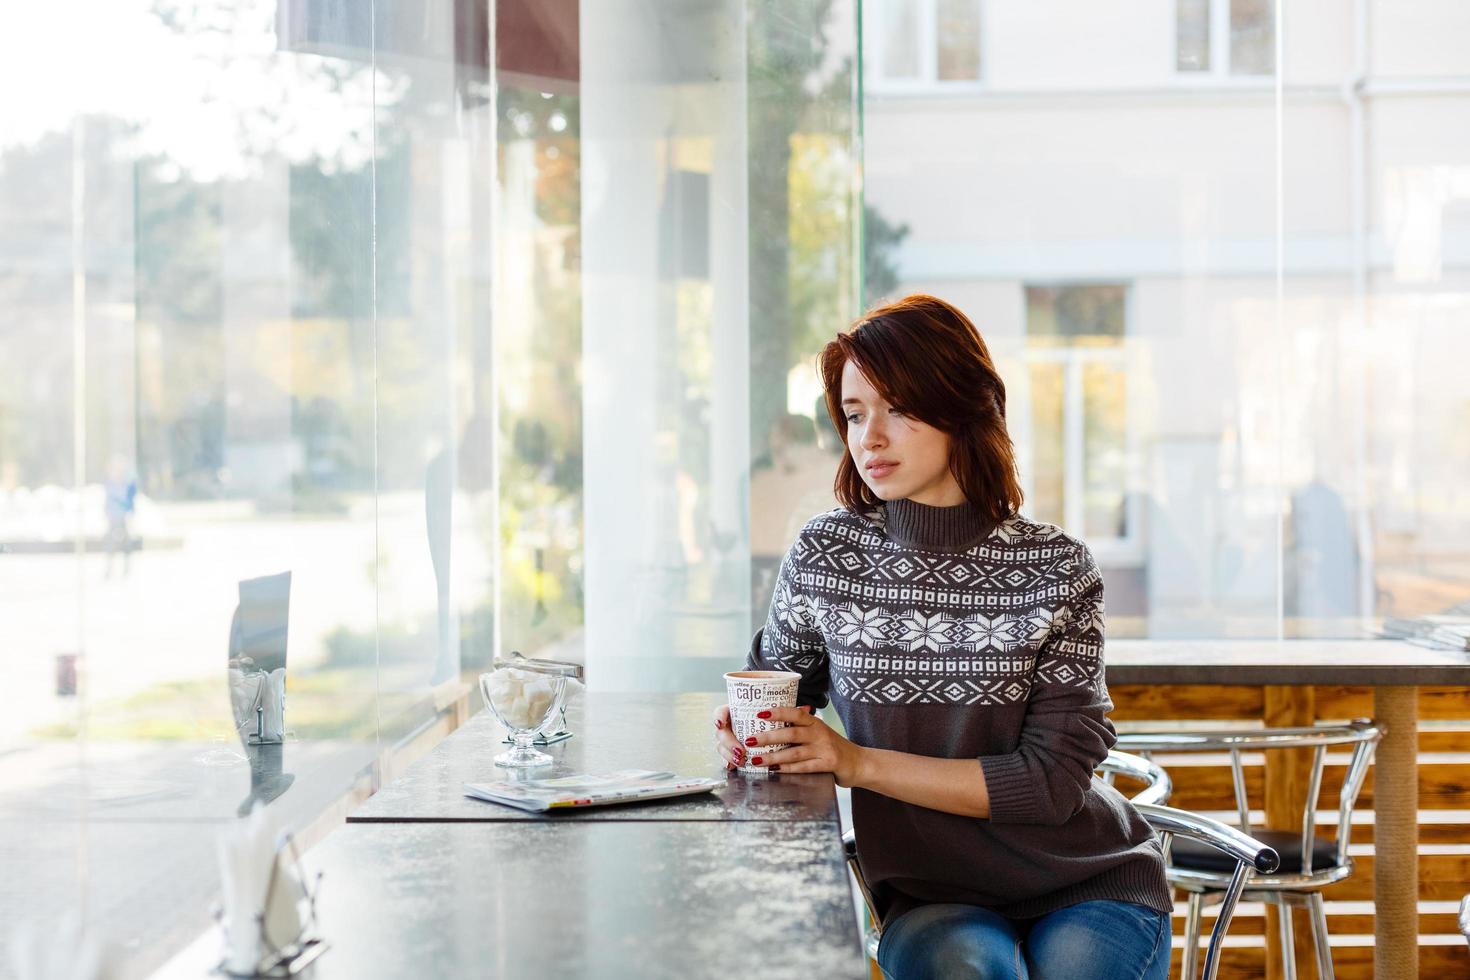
[1171,828,1340,875]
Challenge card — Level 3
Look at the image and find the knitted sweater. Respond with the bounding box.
[746,498,1171,923]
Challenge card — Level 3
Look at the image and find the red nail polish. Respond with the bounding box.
[752,756,763,765]
[744,736,757,747]
[715,719,723,729]
[769,765,781,771]
[757,710,772,719]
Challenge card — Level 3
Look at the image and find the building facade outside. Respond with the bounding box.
[864,0,1470,638]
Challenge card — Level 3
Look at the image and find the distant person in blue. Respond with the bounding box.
[104,455,137,579]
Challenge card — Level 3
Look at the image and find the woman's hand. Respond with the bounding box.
[710,703,746,771]
[743,706,867,786]
[717,703,992,818]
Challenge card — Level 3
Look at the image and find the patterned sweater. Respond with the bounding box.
[747,498,1171,923]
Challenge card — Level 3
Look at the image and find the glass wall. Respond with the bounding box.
[0,0,493,973]
[0,0,860,974]
[862,0,1470,639]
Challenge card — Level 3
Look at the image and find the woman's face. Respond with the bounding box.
[840,359,965,507]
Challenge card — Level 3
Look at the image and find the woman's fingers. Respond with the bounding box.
[712,703,743,769]
[715,703,824,771]
[712,704,736,745]
[761,705,819,726]
[743,723,809,749]
[718,739,743,770]
[760,757,822,773]
[744,706,820,749]
[750,743,830,771]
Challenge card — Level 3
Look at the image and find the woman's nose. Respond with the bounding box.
[861,421,887,450]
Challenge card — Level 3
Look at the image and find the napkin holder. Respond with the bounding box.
[214,834,328,979]
[235,667,287,745]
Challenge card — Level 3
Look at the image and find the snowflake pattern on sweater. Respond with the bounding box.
[761,506,1104,709]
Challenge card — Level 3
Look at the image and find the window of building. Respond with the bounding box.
[1021,284,1138,557]
[867,0,982,89]
[1176,0,1275,77]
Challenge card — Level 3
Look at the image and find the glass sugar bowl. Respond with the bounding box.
[480,652,579,768]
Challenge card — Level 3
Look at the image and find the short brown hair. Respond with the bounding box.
[818,294,1024,527]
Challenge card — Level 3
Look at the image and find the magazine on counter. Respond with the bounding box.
[1384,613,1470,651]
[464,769,721,812]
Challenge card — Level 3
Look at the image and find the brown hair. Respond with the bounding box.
[818,294,1024,526]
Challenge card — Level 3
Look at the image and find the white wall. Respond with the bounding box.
[1370,0,1470,78]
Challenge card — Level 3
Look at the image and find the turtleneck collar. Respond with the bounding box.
[882,497,991,552]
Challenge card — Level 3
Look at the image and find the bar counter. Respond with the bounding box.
[156,692,865,979]
[1108,638,1470,980]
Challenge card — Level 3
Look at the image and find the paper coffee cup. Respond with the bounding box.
[724,670,800,774]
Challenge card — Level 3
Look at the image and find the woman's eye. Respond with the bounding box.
[845,413,862,424]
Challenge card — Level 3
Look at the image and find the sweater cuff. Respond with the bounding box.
[979,752,1042,824]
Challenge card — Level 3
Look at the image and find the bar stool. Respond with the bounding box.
[1116,721,1382,980]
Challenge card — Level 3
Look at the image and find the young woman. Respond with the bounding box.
[713,295,1171,979]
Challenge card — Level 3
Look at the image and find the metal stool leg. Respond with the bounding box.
[1277,899,1299,980]
[1307,893,1334,980]
[1182,891,1202,980]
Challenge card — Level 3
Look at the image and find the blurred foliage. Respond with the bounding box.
[748,0,851,460]
[495,87,586,657]
[744,0,904,448]
[862,204,910,308]
[790,132,858,359]
[31,670,379,742]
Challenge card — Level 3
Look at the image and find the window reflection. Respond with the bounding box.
[1176,0,1211,72]
[936,0,982,82]
[228,570,295,814]
[869,0,981,87]
[1023,284,1130,545]
[1229,0,1274,76]
[1175,0,1275,78]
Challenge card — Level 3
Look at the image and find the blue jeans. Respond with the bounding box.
[877,899,1171,980]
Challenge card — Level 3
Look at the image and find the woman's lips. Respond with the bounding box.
[866,462,898,480]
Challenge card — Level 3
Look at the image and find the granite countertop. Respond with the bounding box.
[157,820,867,980]
[350,692,840,823]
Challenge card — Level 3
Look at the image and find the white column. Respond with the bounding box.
[580,0,751,691]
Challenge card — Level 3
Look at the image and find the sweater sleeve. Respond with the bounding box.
[744,536,831,709]
[978,541,1117,826]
